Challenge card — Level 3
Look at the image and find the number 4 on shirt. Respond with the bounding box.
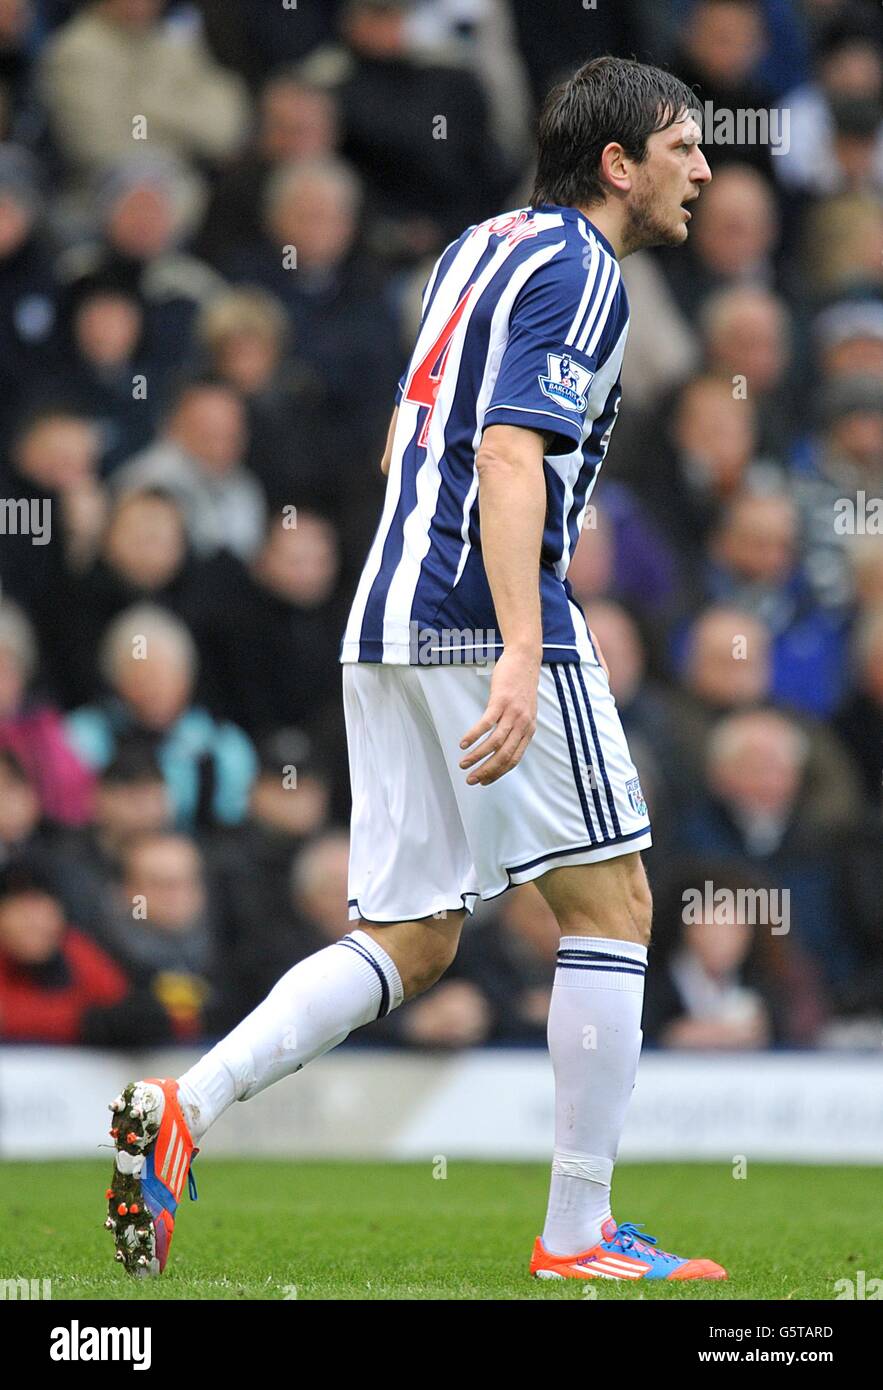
[404,284,475,448]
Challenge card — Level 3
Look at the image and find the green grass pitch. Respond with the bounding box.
[0,1159,877,1300]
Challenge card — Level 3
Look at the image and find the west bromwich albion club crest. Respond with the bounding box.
[539,352,593,413]
[626,777,647,817]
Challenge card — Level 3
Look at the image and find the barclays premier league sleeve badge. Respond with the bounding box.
[538,352,593,413]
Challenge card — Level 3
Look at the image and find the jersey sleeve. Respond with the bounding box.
[483,243,625,455]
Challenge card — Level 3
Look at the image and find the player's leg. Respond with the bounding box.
[103,662,477,1274]
[417,656,725,1280]
[534,853,650,1258]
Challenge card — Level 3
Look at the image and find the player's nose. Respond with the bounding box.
[692,149,712,185]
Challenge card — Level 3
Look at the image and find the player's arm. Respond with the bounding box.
[380,407,398,476]
[458,423,547,787]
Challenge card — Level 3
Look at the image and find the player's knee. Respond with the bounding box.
[404,933,459,997]
[360,916,462,1000]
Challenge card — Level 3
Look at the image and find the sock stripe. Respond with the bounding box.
[557,949,646,970]
[556,961,646,977]
[337,937,389,1018]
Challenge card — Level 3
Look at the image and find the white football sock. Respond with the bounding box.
[542,935,647,1256]
[177,930,403,1140]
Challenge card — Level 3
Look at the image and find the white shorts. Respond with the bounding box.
[342,659,652,923]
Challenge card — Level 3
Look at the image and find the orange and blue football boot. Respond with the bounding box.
[104,1078,198,1277]
[531,1219,727,1282]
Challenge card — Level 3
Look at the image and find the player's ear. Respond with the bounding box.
[600,141,631,194]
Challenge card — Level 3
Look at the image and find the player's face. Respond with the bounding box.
[623,116,711,253]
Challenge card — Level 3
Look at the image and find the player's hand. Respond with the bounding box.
[458,648,539,786]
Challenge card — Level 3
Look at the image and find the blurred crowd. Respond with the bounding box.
[0,0,881,1053]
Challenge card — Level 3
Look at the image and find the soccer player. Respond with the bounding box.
[104,57,726,1283]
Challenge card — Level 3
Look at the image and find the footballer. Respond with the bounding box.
[104,56,725,1284]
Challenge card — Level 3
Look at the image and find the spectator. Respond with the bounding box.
[643,859,826,1048]
[301,0,514,255]
[50,743,172,944]
[672,605,864,831]
[827,92,883,195]
[626,374,776,566]
[0,599,95,824]
[25,270,156,471]
[0,856,128,1043]
[673,0,777,177]
[194,286,337,507]
[700,285,796,460]
[193,0,343,89]
[112,377,266,560]
[223,155,400,456]
[405,0,533,165]
[800,191,883,302]
[102,832,216,1040]
[775,8,883,196]
[196,73,340,265]
[0,406,107,616]
[791,374,883,612]
[814,299,883,383]
[55,488,195,707]
[66,603,256,828]
[186,506,348,740]
[704,489,849,716]
[56,156,226,377]
[674,708,858,979]
[39,0,248,197]
[288,829,352,948]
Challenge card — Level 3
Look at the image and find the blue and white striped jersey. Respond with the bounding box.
[340,203,629,665]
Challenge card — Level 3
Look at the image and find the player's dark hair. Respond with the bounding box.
[531,56,696,210]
